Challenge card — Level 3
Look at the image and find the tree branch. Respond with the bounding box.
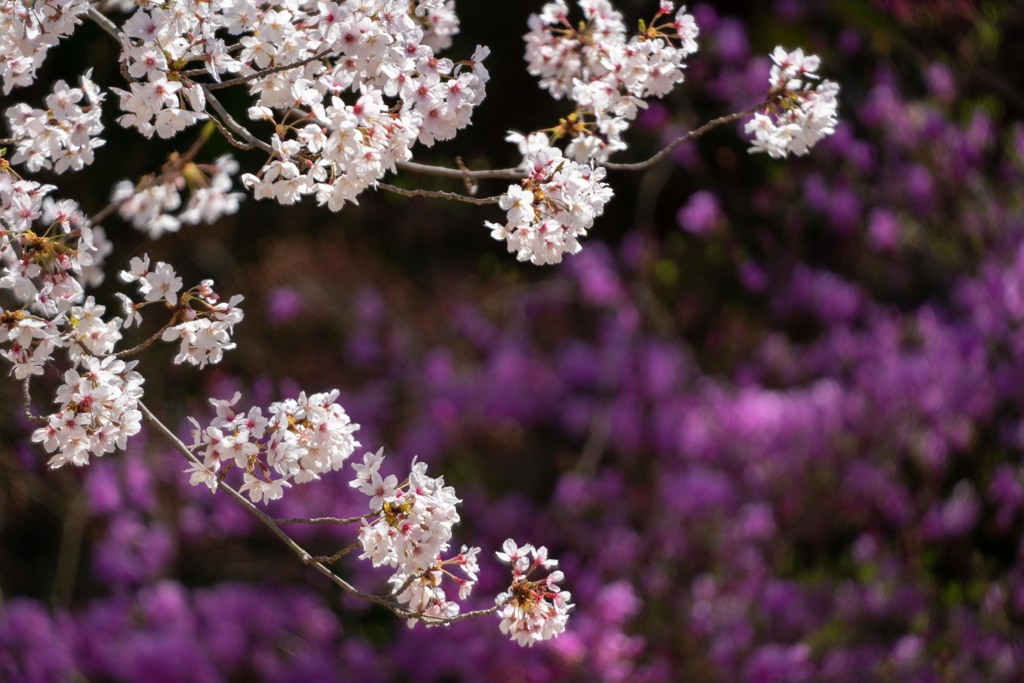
[601,99,775,172]
[397,160,524,181]
[113,313,177,359]
[22,377,43,423]
[393,99,774,184]
[309,544,360,564]
[201,86,274,154]
[378,183,502,206]
[206,49,334,91]
[86,7,122,42]
[276,515,367,525]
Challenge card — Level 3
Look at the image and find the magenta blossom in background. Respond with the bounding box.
[266,285,307,323]
[676,190,722,235]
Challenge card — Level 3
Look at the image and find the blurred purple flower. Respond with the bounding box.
[868,208,900,251]
[676,190,722,235]
[926,62,956,103]
[266,285,306,323]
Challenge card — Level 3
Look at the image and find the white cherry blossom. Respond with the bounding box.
[495,538,573,646]
[746,47,840,159]
[488,132,613,265]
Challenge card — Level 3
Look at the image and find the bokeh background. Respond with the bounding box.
[3,0,1024,681]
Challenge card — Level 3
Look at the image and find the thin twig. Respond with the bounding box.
[397,160,524,181]
[393,100,772,183]
[455,156,479,195]
[206,49,334,91]
[377,183,502,206]
[87,167,175,225]
[276,515,367,525]
[431,606,499,623]
[113,314,177,359]
[22,377,43,423]
[140,402,396,605]
[86,7,121,42]
[205,113,257,151]
[87,199,122,227]
[309,544,360,565]
[602,99,774,172]
[389,567,432,599]
[202,86,274,154]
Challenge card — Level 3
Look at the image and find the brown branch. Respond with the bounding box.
[201,86,274,154]
[85,7,122,42]
[276,515,367,525]
[88,199,124,228]
[455,156,479,195]
[430,606,499,623]
[140,401,398,606]
[206,113,257,151]
[206,49,334,92]
[309,544,360,565]
[22,377,44,423]
[601,98,775,172]
[394,100,774,183]
[397,160,524,181]
[113,312,178,359]
[377,183,502,206]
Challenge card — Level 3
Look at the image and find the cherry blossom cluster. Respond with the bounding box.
[746,47,840,159]
[239,20,488,209]
[0,0,90,93]
[30,355,143,468]
[524,0,699,161]
[110,0,217,139]
[0,192,245,468]
[416,0,459,51]
[4,71,105,174]
[350,448,480,623]
[186,390,361,502]
[0,308,59,381]
[118,256,244,368]
[0,175,110,318]
[112,154,243,238]
[487,131,613,265]
[103,0,488,210]
[494,539,572,647]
